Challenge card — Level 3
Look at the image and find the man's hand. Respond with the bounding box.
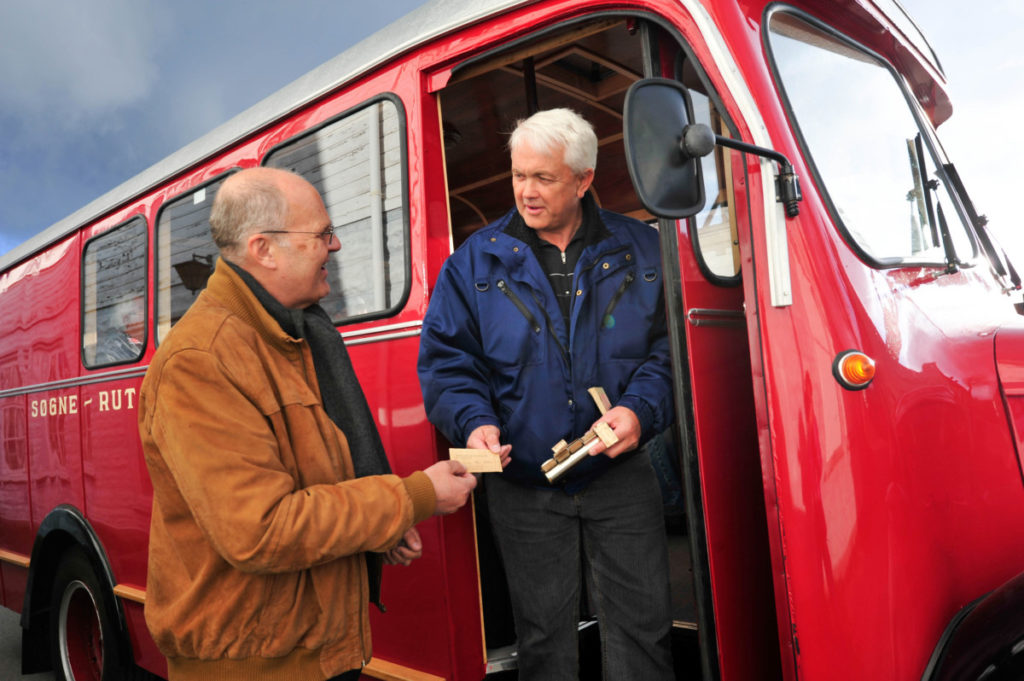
[423,460,477,514]
[588,406,641,459]
[384,527,423,566]
[467,424,512,468]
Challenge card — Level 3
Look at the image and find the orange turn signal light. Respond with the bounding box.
[833,350,875,390]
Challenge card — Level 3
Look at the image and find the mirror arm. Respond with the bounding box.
[712,135,803,218]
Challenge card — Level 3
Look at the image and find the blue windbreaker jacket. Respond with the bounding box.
[417,207,674,492]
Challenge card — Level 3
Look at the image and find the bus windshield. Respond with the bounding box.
[766,11,976,267]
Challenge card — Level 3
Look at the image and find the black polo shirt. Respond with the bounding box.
[504,193,609,328]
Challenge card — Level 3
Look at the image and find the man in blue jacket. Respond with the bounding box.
[418,108,674,680]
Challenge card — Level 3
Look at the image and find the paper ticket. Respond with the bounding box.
[449,448,503,473]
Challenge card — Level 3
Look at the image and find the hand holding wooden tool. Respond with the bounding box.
[540,387,619,483]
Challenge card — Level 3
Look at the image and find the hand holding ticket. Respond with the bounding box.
[449,448,504,473]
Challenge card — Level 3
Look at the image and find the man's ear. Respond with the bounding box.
[245,233,277,270]
[576,168,595,198]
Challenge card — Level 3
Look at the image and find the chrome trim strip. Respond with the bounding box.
[689,0,792,306]
[0,367,148,399]
[341,320,422,339]
[0,549,31,569]
[345,329,422,346]
[687,308,746,327]
[0,325,423,398]
[112,584,147,605]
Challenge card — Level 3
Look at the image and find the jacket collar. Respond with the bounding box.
[201,258,302,353]
[480,200,630,273]
[502,192,610,251]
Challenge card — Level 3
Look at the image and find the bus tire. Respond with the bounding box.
[48,546,128,681]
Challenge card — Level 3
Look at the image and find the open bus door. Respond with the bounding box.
[431,10,786,679]
[634,39,786,679]
[631,33,784,681]
[625,7,1024,679]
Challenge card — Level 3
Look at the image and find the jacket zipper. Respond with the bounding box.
[496,279,541,333]
[602,270,635,327]
[530,288,569,367]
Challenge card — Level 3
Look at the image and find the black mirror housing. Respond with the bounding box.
[623,78,708,219]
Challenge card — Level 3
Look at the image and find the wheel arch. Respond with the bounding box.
[922,569,1024,680]
[20,504,129,674]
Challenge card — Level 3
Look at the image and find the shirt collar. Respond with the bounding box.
[503,191,608,250]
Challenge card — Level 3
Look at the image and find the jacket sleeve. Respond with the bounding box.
[142,347,425,575]
[417,256,500,447]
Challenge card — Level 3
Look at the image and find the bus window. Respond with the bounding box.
[264,96,409,323]
[81,217,148,368]
[767,12,977,266]
[155,174,230,343]
[690,90,740,281]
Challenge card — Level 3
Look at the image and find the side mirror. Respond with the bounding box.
[624,78,804,220]
[623,78,711,219]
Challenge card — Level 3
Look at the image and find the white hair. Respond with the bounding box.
[508,108,597,175]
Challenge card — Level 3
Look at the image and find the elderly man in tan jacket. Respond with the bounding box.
[139,167,477,681]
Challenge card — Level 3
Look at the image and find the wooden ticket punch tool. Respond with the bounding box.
[541,387,618,483]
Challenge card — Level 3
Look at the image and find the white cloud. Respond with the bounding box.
[0,1,167,126]
[898,0,1024,261]
[0,1,437,256]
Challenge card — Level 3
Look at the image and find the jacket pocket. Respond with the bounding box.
[478,279,544,367]
[496,280,541,332]
[601,269,660,360]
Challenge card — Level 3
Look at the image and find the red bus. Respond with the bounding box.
[2,0,1023,679]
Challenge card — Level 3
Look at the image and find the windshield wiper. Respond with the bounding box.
[943,161,1021,291]
[913,134,958,274]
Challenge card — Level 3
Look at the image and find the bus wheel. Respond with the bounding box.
[49,547,118,681]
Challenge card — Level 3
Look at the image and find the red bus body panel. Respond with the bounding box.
[716,2,1024,679]
[2,1,1023,680]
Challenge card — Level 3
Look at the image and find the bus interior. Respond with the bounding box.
[436,13,751,675]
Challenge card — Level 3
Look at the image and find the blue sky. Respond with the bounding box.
[0,0,432,257]
[0,1,1020,264]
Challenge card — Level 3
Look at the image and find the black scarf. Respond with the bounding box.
[228,261,391,607]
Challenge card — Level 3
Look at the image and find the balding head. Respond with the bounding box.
[210,167,337,308]
[210,167,306,259]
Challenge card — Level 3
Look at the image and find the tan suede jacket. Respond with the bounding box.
[139,261,435,681]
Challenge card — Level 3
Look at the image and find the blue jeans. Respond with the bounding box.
[486,451,674,680]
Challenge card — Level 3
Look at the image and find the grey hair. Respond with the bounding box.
[209,171,288,256]
[101,292,143,332]
[508,108,598,175]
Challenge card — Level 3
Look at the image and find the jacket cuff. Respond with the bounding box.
[402,471,437,525]
[461,415,500,446]
[617,396,655,439]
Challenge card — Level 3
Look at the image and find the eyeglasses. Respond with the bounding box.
[261,225,336,244]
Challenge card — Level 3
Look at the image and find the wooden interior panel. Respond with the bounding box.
[440,18,654,246]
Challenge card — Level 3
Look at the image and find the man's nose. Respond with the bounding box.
[521,177,540,197]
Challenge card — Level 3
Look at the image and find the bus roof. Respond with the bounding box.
[1,0,943,273]
[0,0,528,273]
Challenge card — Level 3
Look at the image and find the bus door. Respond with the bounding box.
[640,27,783,681]
[749,11,1024,680]
[628,5,1024,680]
[430,8,783,678]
